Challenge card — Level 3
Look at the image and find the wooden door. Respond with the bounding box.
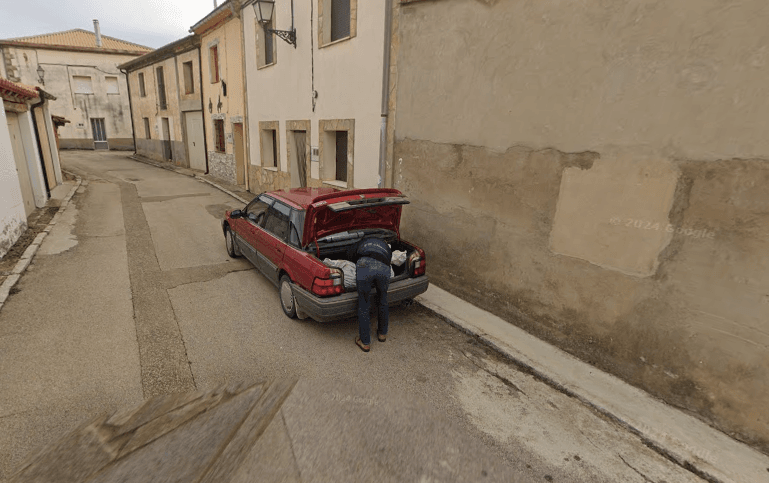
[7,113,36,217]
[184,111,206,171]
[233,123,245,186]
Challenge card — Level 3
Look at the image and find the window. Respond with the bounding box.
[256,20,277,69]
[143,118,151,139]
[138,72,146,97]
[183,61,194,94]
[288,209,305,247]
[209,45,220,83]
[334,131,348,182]
[106,76,119,94]
[263,201,291,241]
[319,0,356,46]
[156,66,167,110]
[319,119,354,186]
[214,119,225,153]
[245,195,273,226]
[73,76,93,94]
[331,0,351,41]
[260,123,279,168]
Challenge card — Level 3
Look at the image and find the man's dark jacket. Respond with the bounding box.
[347,237,391,266]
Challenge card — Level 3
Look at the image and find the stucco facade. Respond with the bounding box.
[242,0,385,193]
[1,80,62,258]
[390,0,769,452]
[0,29,151,151]
[120,36,205,169]
[192,1,247,186]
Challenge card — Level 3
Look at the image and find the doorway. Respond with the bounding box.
[288,130,307,188]
[233,122,246,186]
[91,118,108,150]
[161,117,172,161]
[7,113,36,217]
[184,111,206,171]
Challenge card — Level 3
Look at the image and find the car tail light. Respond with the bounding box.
[408,249,426,277]
[311,268,344,296]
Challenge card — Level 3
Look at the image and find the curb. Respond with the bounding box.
[0,174,83,312]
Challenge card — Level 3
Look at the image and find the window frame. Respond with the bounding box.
[73,75,94,94]
[182,61,195,94]
[319,0,357,48]
[209,44,220,83]
[258,121,280,169]
[256,19,277,69]
[138,72,146,97]
[318,119,354,188]
[214,118,226,153]
[156,66,167,110]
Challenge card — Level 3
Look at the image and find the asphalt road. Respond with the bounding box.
[0,151,705,482]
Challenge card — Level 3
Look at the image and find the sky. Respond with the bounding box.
[0,0,222,49]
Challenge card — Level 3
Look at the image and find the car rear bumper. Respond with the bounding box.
[291,275,429,323]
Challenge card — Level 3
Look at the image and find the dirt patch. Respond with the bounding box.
[0,206,59,274]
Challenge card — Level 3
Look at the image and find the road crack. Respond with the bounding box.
[618,454,654,482]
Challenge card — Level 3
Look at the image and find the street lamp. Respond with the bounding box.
[36,64,45,86]
[253,0,296,48]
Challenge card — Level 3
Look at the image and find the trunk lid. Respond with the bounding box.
[303,189,410,247]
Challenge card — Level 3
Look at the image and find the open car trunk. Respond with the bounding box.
[308,238,419,290]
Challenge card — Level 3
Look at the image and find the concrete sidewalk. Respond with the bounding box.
[116,153,769,482]
[416,286,769,483]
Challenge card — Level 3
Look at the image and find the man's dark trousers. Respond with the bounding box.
[356,257,390,345]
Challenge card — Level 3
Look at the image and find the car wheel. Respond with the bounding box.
[280,275,297,319]
[225,227,240,258]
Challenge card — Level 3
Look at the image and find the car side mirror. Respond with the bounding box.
[230,209,243,218]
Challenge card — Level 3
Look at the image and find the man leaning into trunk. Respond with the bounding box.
[347,236,392,352]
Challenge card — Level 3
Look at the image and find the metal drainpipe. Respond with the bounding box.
[30,94,51,198]
[198,45,210,174]
[120,68,138,157]
[378,0,393,188]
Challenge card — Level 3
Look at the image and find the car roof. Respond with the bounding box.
[269,187,340,210]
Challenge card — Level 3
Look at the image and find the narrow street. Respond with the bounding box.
[0,151,705,482]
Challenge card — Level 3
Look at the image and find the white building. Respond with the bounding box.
[0,79,61,258]
[0,24,152,150]
[242,0,391,192]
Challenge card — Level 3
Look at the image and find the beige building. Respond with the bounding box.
[191,1,248,186]
[1,78,62,258]
[119,36,206,170]
[387,0,769,453]
[242,0,388,193]
[0,24,152,150]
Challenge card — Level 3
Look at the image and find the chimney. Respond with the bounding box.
[93,19,102,48]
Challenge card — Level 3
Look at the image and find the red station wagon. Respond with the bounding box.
[222,187,429,322]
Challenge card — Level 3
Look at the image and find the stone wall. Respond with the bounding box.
[208,151,236,185]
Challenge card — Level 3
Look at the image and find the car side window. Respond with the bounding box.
[288,209,305,247]
[263,201,291,241]
[245,195,272,227]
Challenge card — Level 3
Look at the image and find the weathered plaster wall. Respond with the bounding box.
[0,107,27,259]
[3,47,138,149]
[393,0,769,452]
[201,15,245,185]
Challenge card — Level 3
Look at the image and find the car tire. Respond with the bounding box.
[280,275,297,319]
[225,226,241,258]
